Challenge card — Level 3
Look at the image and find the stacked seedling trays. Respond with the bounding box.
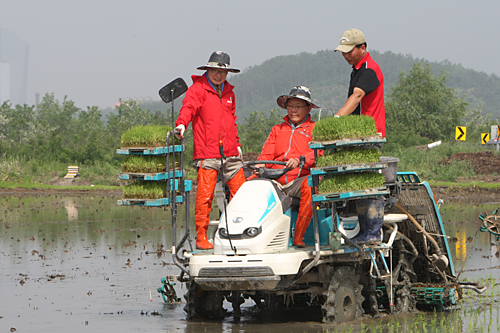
[308,135,389,203]
[308,116,389,203]
[116,125,192,207]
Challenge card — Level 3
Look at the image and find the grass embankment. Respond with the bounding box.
[0,156,122,189]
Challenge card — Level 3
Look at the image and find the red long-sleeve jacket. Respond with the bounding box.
[176,74,240,160]
[258,115,321,186]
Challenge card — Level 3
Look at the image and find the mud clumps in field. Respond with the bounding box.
[439,151,500,176]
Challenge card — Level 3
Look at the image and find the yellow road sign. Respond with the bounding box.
[481,133,490,144]
[497,125,500,140]
[455,126,466,141]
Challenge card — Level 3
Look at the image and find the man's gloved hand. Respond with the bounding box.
[174,124,185,139]
[237,147,242,159]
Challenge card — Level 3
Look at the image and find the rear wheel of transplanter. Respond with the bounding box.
[322,266,364,323]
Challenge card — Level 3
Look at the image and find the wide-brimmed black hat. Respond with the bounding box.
[197,51,240,73]
[277,86,320,109]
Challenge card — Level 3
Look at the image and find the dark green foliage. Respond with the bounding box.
[0,95,177,170]
[318,173,385,194]
[237,108,284,152]
[385,61,469,143]
[313,115,378,141]
[232,49,500,122]
[316,148,381,167]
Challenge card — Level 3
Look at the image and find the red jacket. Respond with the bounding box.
[258,115,320,186]
[176,74,240,160]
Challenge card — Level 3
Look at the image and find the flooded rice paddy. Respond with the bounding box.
[1,190,500,332]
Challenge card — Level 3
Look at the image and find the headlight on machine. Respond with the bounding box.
[219,228,228,237]
[218,226,261,239]
[244,227,260,238]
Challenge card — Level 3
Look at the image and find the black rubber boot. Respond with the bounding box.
[352,199,384,245]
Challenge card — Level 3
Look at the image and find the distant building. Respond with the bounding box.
[0,28,29,105]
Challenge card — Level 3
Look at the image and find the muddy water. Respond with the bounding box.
[1,192,499,332]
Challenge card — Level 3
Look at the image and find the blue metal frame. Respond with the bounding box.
[309,136,386,150]
[119,170,185,180]
[310,162,387,176]
[116,145,185,155]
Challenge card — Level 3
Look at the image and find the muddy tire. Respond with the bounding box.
[198,291,227,320]
[322,266,364,323]
[183,281,227,320]
[393,269,416,314]
[360,268,379,316]
[183,281,202,320]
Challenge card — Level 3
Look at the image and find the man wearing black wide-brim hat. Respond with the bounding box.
[175,51,245,250]
[253,86,322,247]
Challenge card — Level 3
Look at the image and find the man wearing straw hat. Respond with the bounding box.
[334,28,385,138]
[175,51,246,250]
[253,86,321,247]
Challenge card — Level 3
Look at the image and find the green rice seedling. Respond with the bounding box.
[121,125,173,147]
[123,181,167,199]
[312,115,378,141]
[316,147,381,167]
[318,172,385,194]
[121,155,179,173]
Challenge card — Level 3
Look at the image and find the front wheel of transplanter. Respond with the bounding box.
[183,280,227,320]
[322,266,364,323]
[183,281,202,320]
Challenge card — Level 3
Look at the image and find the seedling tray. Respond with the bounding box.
[310,162,387,176]
[309,135,386,150]
[119,170,185,181]
[117,195,185,207]
[116,145,185,155]
[312,187,389,203]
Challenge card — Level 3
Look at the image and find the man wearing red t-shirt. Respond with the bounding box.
[335,29,385,138]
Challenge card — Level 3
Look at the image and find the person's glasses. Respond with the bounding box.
[287,104,308,110]
[210,69,228,76]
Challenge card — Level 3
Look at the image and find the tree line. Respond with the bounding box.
[0,61,496,179]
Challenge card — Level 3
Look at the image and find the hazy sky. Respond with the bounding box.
[0,0,498,109]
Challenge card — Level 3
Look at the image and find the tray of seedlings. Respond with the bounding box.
[309,115,386,149]
[117,125,191,207]
[311,147,387,175]
[116,125,185,155]
[118,180,192,206]
[119,155,183,180]
[308,115,389,203]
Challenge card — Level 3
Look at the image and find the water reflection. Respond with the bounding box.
[63,198,78,221]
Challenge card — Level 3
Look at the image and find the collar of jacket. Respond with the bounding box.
[283,114,312,129]
[191,74,234,96]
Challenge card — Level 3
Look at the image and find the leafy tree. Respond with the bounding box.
[0,102,36,152]
[385,61,469,145]
[238,108,285,153]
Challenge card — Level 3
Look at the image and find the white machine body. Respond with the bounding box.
[213,179,290,255]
